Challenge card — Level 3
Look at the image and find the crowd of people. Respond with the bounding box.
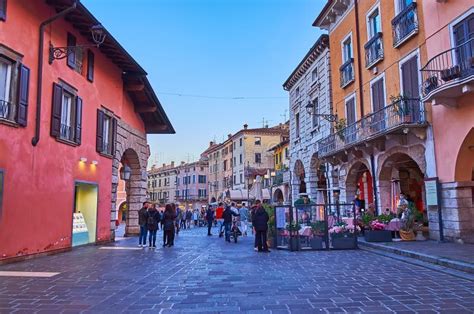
[136,199,270,252]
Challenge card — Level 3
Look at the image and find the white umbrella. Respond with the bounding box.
[315,190,325,221]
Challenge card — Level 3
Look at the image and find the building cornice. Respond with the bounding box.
[313,0,353,30]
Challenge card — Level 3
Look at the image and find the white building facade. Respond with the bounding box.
[284,35,333,204]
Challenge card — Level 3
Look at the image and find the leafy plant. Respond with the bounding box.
[376,214,393,225]
[361,213,376,227]
[264,204,275,238]
[389,93,408,116]
[286,222,301,232]
[310,221,326,236]
[334,118,347,141]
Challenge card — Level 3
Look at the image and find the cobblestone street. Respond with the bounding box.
[0,227,473,313]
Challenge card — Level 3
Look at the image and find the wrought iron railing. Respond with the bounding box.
[0,99,13,120]
[60,123,74,141]
[318,98,425,157]
[392,2,418,47]
[365,32,384,67]
[340,58,355,88]
[421,37,474,98]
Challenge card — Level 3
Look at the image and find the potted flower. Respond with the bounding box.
[329,222,359,249]
[286,222,301,251]
[364,219,392,242]
[334,118,346,141]
[264,204,276,248]
[399,203,416,241]
[360,213,376,234]
[310,221,325,249]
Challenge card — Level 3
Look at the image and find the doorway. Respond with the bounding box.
[72,182,98,247]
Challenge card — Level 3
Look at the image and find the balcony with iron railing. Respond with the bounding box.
[60,123,74,141]
[421,37,474,103]
[318,98,426,158]
[340,58,355,88]
[392,2,419,48]
[365,32,384,68]
[0,99,14,121]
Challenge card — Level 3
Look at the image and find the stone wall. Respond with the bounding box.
[110,119,150,239]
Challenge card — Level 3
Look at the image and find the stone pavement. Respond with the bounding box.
[358,239,474,274]
[1,226,474,313]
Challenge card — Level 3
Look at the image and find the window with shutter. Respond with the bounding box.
[0,57,13,121]
[66,33,77,69]
[96,109,116,156]
[0,0,6,21]
[371,77,386,131]
[87,50,94,82]
[50,82,81,145]
[16,64,30,127]
[51,83,63,138]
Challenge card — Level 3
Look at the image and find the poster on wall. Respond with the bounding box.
[276,207,286,229]
[424,178,439,207]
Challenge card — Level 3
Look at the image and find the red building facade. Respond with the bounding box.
[0,0,174,261]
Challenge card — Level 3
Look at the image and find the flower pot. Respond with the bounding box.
[399,230,415,241]
[310,237,323,250]
[331,234,357,249]
[364,230,392,242]
[289,237,300,251]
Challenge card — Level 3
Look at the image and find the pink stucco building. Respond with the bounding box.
[175,160,208,210]
[420,0,474,243]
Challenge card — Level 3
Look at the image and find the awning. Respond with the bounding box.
[225,189,270,201]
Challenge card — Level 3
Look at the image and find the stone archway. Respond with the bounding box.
[454,128,474,182]
[293,159,306,197]
[343,159,372,204]
[309,154,328,203]
[273,188,284,204]
[110,120,150,240]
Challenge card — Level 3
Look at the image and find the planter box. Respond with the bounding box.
[331,235,357,249]
[289,237,301,251]
[310,237,323,250]
[364,230,392,242]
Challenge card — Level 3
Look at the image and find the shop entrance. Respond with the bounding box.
[345,162,373,212]
[72,182,98,247]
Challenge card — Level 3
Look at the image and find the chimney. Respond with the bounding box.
[162,163,166,168]
[243,124,248,130]
[171,161,175,167]
[181,161,185,165]
[209,141,214,147]
[227,134,232,139]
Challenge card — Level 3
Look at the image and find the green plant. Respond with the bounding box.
[390,93,408,116]
[286,222,301,232]
[334,118,346,141]
[376,214,393,225]
[361,213,376,227]
[264,204,275,238]
[310,221,326,236]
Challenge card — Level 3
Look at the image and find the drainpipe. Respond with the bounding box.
[32,1,78,146]
[370,154,379,214]
[354,0,364,117]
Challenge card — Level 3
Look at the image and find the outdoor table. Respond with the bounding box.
[386,218,401,231]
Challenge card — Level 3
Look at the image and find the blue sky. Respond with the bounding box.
[82,0,325,167]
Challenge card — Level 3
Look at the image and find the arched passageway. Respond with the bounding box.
[293,159,306,195]
[345,161,373,209]
[273,188,284,205]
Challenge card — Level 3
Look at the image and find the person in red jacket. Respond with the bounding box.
[215,202,225,237]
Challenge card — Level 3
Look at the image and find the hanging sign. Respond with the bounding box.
[424,178,439,206]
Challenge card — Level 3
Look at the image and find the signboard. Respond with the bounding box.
[275,207,286,229]
[424,178,439,206]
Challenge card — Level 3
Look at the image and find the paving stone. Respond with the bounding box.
[0,227,473,313]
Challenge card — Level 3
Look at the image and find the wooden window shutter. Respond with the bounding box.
[87,50,94,82]
[111,117,117,156]
[74,96,83,144]
[50,83,63,137]
[16,64,30,127]
[96,109,104,153]
[66,33,76,68]
[0,0,6,21]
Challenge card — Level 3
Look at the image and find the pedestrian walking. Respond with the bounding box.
[163,204,177,247]
[186,209,192,229]
[216,202,224,237]
[193,209,199,227]
[222,204,239,242]
[206,205,214,236]
[239,202,249,236]
[176,208,182,234]
[252,200,270,252]
[138,201,149,247]
[146,204,161,249]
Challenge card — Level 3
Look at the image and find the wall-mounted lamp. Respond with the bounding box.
[305,101,338,122]
[120,165,131,181]
[49,24,106,64]
[91,160,99,166]
[80,157,88,163]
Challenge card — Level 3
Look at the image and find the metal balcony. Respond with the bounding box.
[317,98,426,158]
[340,58,355,88]
[365,32,384,68]
[392,2,419,48]
[421,37,474,103]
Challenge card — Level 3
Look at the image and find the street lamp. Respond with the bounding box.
[305,101,338,123]
[49,24,106,64]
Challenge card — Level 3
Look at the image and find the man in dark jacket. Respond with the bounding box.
[252,200,269,252]
[146,205,161,249]
[138,201,149,247]
[222,204,239,242]
[206,205,214,236]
